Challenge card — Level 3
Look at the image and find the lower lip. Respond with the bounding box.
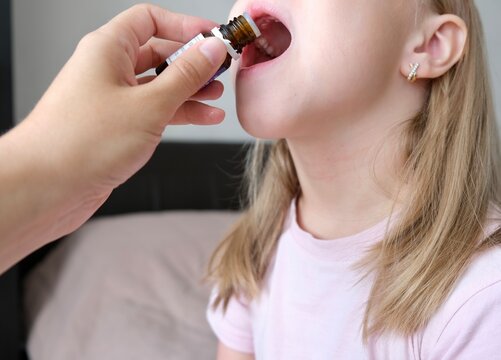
[238,48,288,78]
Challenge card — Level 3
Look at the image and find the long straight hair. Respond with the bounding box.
[208,0,501,339]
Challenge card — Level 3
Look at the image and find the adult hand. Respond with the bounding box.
[0,4,228,272]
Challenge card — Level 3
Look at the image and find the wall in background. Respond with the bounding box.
[13,0,501,142]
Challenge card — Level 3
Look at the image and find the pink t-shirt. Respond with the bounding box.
[207,202,501,359]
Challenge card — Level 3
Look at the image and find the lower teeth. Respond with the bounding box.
[256,37,276,58]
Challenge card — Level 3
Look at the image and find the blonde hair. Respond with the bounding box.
[208,0,501,340]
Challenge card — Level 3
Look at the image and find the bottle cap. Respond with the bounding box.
[243,12,261,38]
[211,27,241,60]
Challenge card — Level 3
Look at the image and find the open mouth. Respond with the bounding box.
[242,15,292,68]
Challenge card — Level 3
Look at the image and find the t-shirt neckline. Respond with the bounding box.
[286,199,397,262]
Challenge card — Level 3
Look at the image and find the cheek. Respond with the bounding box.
[300,18,406,115]
[235,80,308,139]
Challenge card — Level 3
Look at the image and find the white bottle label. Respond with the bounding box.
[165,28,241,67]
[166,33,206,66]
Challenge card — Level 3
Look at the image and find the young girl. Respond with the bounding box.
[208,0,501,358]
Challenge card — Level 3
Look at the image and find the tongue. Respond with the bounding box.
[259,21,292,57]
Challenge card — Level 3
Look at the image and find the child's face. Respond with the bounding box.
[229,0,416,139]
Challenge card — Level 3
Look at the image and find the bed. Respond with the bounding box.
[1,142,248,359]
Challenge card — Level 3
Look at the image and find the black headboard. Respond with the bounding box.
[96,141,247,216]
[0,0,13,134]
[0,0,21,359]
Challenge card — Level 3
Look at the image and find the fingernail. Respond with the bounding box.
[209,109,225,123]
[199,37,226,66]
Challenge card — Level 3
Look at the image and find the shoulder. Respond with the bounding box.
[453,210,501,300]
[431,213,501,316]
[440,243,501,320]
[206,288,254,354]
[457,242,501,291]
[421,245,501,359]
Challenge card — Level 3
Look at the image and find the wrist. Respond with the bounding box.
[0,118,88,270]
[18,112,113,237]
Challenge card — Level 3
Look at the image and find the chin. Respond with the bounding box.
[237,108,281,140]
[235,97,300,140]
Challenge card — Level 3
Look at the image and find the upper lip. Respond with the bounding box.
[246,2,293,37]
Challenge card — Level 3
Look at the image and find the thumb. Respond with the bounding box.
[150,37,228,108]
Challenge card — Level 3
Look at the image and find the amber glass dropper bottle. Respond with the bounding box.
[155,12,261,83]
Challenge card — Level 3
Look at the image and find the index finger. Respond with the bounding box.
[101,4,218,48]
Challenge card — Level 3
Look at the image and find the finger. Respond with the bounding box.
[169,101,225,125]
[137,76,223,92]
[145,37,228,109]
[138,73,223,95]
[101,4,218,48]
[190,81,224,101]
[135,38,183,75]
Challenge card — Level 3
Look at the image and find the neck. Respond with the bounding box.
[288,86,424,240]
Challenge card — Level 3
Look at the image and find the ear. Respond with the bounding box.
[401,14,467,80]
